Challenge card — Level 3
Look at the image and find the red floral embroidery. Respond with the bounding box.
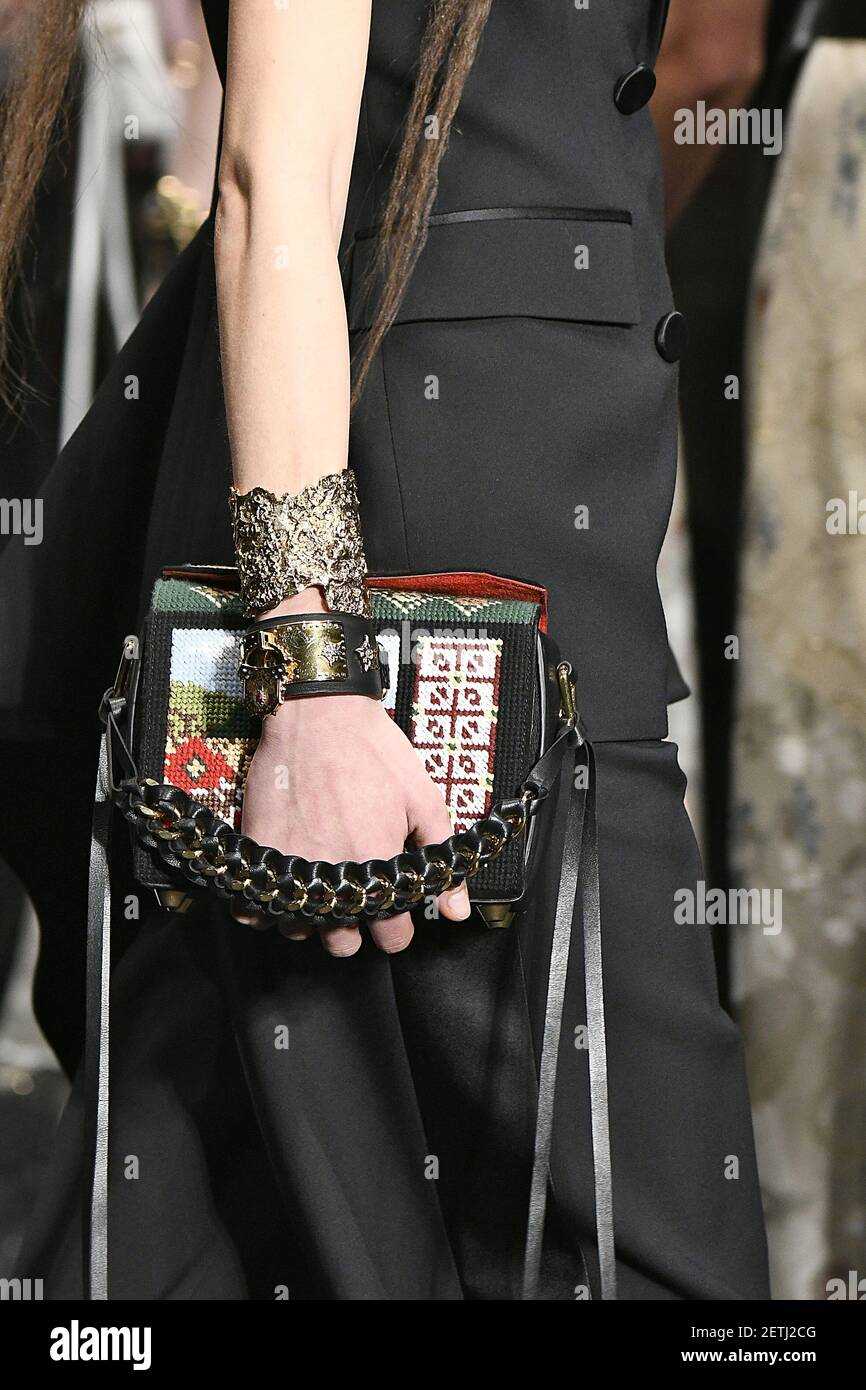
[165,737,235,793]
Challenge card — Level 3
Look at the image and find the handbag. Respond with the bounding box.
[87,566,615,1300]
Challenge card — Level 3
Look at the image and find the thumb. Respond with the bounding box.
[409,787,472,923]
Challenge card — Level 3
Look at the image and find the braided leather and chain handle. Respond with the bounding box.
[114,775,534,925]
[102,659,579,927]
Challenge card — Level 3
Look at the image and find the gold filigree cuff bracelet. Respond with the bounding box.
[229,470,371,620]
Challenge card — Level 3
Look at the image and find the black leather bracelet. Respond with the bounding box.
[239,611,388,716]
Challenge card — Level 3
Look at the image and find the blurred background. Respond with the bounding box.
[0,0,863,1300]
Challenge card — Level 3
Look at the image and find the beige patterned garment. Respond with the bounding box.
[733,40,866,1301]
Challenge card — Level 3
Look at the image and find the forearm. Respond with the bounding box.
[215,189,351,497]
[214,0,370,496]
[213,0,372,617]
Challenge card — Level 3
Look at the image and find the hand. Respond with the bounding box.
[230,689,472,956]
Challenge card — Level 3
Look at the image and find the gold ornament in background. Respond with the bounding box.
[169,39,203,91]
[150,175,206,253]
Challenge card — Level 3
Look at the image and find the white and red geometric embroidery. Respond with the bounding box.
[410,636,501,831]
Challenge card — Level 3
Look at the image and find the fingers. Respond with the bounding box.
[438,882,472,922]
[409,787,472,924]
[233,902,410,954]
[232,896,452,949]
[318,923,363,957]
[230,901,271,930]
[277,921,315,942]
[231,898,313,938]
[231,902,360,953]
[230,777,469,953]
[369,911,414,953]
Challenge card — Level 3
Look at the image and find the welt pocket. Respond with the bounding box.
[347,206,640,332]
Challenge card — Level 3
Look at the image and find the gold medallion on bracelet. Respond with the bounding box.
[238,623,350,717]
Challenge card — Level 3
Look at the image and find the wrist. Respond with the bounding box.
[255,586,328,620]
[261,689,381,737]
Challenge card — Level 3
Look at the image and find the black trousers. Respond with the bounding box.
[18,739,769,1300]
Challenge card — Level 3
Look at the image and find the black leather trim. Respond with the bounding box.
[354,206,633,240]
[348,208,641,332]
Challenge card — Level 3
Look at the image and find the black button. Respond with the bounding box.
[614,63,657,114]
[655,311,688,363]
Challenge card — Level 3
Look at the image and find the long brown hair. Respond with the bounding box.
[351,0,493,404]
[0,1,87,407]
[0,0,491,409]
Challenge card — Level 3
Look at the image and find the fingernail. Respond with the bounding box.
[381,935,413,954]
[447,886,472,919]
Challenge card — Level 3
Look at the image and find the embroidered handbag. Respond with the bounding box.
[87,566,615,1303]
[116,565,564,924]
